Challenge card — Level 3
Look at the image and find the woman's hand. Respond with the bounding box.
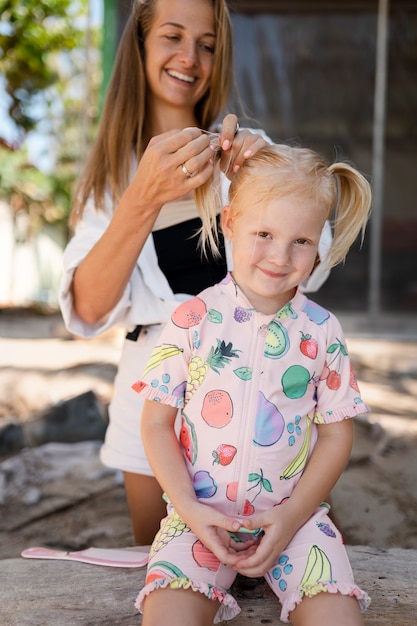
[217,113,269,179]
[126,127,215,213]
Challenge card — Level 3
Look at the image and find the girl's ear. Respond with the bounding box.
[221,205,234,241]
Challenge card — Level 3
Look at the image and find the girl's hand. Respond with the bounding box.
[230,505,297,578]
[183,501,259,568]
[217,113,269,179]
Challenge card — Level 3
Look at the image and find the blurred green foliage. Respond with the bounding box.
[0,0,101,233]
[0,0,85,132]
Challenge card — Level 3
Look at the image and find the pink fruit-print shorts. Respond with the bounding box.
[135,502,370,623]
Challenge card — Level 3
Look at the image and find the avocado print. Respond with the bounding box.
[282,365,311,399]
[253,391,285,446]
[264,320,290,359]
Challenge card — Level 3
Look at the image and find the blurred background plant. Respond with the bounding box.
[0,0,101,306]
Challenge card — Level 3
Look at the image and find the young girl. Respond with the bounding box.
[59,0,331,546]
[133,143,372,626]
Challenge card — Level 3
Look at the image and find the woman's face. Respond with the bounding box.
[144,0,215,114]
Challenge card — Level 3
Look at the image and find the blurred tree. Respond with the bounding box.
[0,0,101,229]
[0,0,86,138]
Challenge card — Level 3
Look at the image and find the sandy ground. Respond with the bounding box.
[0,309,416,560]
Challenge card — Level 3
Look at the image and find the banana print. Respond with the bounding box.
[142,344,184,378]
[299,544,333,596]
[280,416,311,480]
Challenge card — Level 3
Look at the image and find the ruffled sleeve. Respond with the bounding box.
[310,311,370,424]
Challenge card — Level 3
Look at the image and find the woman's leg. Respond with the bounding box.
[290,592,363,626]
[141,587,219,626]
[124,471,166,545]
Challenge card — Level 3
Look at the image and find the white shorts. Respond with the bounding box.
[100,324,164,475]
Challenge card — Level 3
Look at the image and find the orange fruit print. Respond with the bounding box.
[201,389,233,428]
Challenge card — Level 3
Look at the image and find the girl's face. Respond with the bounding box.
[222,190,326,314]
[144,0,215,115]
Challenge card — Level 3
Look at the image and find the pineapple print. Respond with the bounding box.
[185,339,240,402]
[150,512,191,558]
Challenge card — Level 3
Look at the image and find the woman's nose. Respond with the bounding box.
[179,41,198,67]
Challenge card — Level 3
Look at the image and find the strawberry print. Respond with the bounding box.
[212,444,237,466]
[299,332,318,359]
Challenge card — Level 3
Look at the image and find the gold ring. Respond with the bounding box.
[181,163,193,178]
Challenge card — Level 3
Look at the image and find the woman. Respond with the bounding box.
[59,0,330,545]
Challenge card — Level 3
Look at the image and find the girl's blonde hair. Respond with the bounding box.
[200,143,372,269]
[71,0,235,225]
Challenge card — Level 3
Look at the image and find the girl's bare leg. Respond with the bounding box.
[123,471,166,545]
[141,587,219,626]
[290,592,364,626]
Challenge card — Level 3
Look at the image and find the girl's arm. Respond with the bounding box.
[141,399,199,517]
[234,418,354,577]
[141,399,251,563]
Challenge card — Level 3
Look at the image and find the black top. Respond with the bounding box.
[152,216,227,296]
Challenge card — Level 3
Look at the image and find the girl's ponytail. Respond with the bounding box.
[326,163,372,268]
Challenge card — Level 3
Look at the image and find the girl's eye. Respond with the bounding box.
[295,238,309,245]
[257,232,271,239]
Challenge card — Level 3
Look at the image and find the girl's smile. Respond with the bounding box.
[222,193,325,314]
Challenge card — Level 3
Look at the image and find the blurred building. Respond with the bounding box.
[103,0,417,317]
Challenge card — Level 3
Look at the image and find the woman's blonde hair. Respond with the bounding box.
[71,0,234,224]
[200,143,372,269]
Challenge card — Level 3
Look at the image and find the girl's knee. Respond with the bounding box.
[289,592,364,626]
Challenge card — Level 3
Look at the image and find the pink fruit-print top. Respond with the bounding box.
[133,273,370,519]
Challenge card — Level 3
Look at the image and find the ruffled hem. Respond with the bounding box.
[313,402,370,424]
[135,577,240,623]
[281,583,371,623]
[132,381,184,409]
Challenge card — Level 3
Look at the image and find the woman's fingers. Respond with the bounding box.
[219,113,240,150]
[148,128,213,179]
[220,130,269,178]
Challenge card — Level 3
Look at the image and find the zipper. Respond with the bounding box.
[234,318,268,517]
